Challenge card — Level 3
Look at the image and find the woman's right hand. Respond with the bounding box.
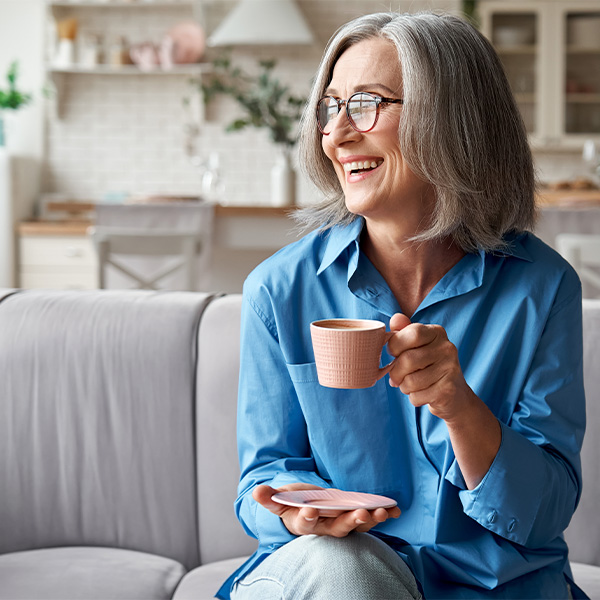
[252,483,401,538]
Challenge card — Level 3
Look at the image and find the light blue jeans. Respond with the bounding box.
[230,532,423,600]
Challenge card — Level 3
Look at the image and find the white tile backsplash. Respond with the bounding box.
[53,0,582,208]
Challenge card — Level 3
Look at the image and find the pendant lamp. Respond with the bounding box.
[207,0,315,46]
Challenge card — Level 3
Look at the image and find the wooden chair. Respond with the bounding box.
[90,227,203,291]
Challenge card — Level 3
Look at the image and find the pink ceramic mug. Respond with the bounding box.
[310,318,396,389]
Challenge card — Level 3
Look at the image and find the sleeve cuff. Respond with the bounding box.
[448,422,545,545]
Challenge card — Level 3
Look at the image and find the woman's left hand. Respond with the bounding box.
[386,313,478,423]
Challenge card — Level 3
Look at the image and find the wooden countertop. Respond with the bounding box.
[19,192,600,237]
[19,204,299,236]
[19,221,93,236]
[536,189,600,207]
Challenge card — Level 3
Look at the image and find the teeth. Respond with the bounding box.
[343,160,383,172]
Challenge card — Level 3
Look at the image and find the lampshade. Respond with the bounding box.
[207,0,315,46]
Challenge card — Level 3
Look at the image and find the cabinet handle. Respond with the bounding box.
[64,246,83,258]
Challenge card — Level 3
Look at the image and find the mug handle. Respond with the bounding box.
[376,331,397,381]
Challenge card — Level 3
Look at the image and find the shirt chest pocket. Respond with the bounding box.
[285,360,405,494]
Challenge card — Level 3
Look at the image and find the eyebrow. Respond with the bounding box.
[324,83,401,97]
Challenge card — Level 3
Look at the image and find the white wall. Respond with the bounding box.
[0,0,45,220]
[0,0,45,286]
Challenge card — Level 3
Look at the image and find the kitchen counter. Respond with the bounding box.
[17,204,303,293]
[18,204,297,235]
[536,189,600,208]
[17,195,600,293]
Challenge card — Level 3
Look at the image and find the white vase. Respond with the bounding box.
[0,113,14,287]
[271,149,296,207]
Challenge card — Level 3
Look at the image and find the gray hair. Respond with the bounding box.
[295,12,536,253]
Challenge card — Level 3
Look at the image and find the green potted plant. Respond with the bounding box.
[198,56,307,206]
[0,61,32,147]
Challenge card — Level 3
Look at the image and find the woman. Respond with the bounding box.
[217,11,587,600]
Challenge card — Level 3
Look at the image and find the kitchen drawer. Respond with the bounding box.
[20,235,98,268]
[19,266,98,290]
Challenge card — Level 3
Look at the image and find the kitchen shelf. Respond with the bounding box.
[48,62,210,118]
[45,0,208,118]
[48,1,197,7]
[50,64,210,75]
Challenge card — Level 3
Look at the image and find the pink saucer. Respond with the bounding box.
[272,489,397,513]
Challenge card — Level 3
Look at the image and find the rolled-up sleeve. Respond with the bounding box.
[454,289,585,548]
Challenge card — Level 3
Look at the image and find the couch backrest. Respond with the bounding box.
[0,289,213,571]
[565,299,600,567]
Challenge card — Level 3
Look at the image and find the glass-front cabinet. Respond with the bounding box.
[479,0,600,149]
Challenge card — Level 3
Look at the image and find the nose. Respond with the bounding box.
[325,108,362,146]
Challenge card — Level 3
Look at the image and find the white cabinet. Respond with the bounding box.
[19,233,98,290]
[479,0,600,149]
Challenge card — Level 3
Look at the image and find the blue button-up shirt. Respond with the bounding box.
[217,218,586,599]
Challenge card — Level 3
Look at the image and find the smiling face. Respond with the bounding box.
[321,37,435,230]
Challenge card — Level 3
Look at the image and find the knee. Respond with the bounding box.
[278,532,421,599]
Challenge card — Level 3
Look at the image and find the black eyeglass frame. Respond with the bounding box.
[316,92,404,135]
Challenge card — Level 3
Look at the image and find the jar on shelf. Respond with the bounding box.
[106,36,131,68]
[79,33,102,68]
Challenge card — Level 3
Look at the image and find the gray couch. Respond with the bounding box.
[0,288,598,599]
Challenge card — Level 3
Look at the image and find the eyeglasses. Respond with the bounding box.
[316,92,404,135]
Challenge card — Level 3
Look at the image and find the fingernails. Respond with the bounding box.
[356,518,367,524]
[304,516,316,522]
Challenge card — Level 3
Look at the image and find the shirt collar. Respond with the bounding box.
[493,232,533,262]
[316,220,534,315]
[317,217,364,276]
[317,221,533,275]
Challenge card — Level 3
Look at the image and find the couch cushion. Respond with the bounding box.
[0,546,186,600]
[571,562,600,599]
[173,556,248,600]
[565,299,600,567]
[0,289,214,570]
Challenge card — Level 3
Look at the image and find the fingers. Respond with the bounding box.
[252,485,285,515]
[252,483,325,515]
[387,324,458,391]
[390,312,411,332]
[293,506,400,537]
[387,322,443,356]
[253,484,401,538]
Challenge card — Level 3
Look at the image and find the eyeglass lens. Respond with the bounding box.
[318,92,378,134]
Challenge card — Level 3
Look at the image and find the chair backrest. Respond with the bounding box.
[556,234,600,298]
[92,226,202,291]
[93,203,214,292]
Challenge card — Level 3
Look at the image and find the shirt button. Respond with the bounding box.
[508,519,517,532]
[488,510,497,523]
